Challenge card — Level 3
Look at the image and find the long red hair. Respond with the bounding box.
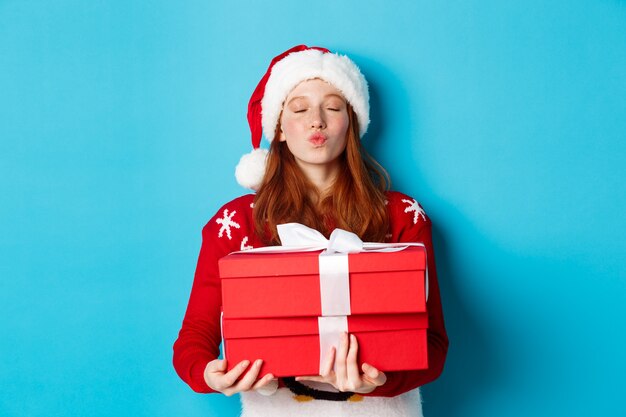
[253,104,390,244]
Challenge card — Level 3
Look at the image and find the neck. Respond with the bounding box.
[296,159,341,197]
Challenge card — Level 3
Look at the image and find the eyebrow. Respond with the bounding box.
[286,93,345,105]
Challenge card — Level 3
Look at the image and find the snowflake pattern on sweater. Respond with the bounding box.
[402,198,426,225]
[216,209,241,240]
[240,236,253,251]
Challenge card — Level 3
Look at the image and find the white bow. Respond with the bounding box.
[277,223,364,253]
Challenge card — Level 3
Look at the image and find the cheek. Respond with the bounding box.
[281,117,297,130]
[279,117,301,139]
[334,115,350,137]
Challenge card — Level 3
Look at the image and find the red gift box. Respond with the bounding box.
[218,246,428,377]
[221,313,428,377]
[219,247,427,319]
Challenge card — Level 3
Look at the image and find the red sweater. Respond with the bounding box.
[173,191,448,397]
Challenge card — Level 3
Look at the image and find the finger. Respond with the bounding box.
[335,332,349,384]
[254,375,278,396]
[218,360,250,390]
[232,359,263,392]
[346,334,361,384]
[362,363,387,386]
[295,375,328,383]
[251,373,275,390]
[295,375,318,380]
[320,346,336,377]
[295,374,327,381]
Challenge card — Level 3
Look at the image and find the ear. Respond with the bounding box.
[278,128,286,142]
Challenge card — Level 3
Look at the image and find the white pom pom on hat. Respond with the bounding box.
[235,148,268,191]
[236,44,370,190]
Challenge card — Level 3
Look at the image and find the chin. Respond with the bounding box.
[295,157,336,168]
[307,155,339,164]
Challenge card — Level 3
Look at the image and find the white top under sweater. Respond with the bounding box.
[240,387,423,417]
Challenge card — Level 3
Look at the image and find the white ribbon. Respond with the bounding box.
[317,316,348,373]
[318,252,351,316]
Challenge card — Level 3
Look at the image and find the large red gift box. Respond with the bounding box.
[221,313,428,377]
[218,246,428,377]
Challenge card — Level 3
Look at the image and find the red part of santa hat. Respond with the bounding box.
[236,45,370,190]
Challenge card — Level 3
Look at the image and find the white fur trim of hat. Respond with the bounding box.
[261,48,370,142]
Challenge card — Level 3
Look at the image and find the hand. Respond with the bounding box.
[203,358,276,396]
[296,332,387,394]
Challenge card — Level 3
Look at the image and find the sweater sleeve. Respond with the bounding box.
[363,196,449,397]
[172,200,247,393]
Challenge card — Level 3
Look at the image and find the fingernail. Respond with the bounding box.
[351,334,356,341]
[255,359,263,366]
[241,360,250,368]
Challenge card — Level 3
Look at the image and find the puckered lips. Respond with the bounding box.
[308,132,327,147]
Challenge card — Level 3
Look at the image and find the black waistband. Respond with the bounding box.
[282,377,357,402]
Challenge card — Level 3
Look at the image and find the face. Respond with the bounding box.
[278,78,350,171]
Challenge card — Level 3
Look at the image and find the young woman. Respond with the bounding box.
[173,45,448,417]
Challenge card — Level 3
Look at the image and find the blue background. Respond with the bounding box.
[1,1,625,416]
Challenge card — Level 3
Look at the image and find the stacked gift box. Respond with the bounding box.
[219,245,429,377]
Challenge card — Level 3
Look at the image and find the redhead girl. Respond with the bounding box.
[173,45,448,417]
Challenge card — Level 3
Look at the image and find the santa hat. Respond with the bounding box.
[235,45,370,190]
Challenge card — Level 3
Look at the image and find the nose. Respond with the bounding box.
[309,107,326,130]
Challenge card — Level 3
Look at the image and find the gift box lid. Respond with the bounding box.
[222,313,429,339]
[219,246,426,278]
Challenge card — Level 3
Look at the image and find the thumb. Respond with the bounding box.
[207,358,227,373]
[215,359,227,371]
[362,363,386,385]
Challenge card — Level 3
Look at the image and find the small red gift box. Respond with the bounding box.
[218,246,428,377]
[220,247,427,319]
